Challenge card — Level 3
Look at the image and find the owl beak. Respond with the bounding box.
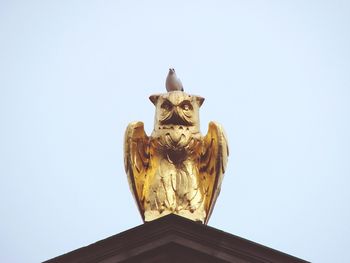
[160,109,192,126]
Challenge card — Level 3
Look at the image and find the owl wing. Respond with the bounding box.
[200,121,229,224]
[124,122,150,220]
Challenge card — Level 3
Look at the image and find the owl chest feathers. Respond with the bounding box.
[142,130,204,213]
[151,128,202,164]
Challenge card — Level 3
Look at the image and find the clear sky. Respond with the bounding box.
[1,1,349,262]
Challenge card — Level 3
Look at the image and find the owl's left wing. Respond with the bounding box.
[200,121,229,224]
[124,122,150,220]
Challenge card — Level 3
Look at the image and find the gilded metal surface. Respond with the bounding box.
[124,90,228,224]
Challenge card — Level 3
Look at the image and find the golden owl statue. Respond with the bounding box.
[124,74,228,224]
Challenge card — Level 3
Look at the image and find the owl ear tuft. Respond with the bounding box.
[149,95,160,105]
[196,96,205,107]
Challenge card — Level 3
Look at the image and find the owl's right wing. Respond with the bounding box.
[124,122,150,219]
[200,122,229,224]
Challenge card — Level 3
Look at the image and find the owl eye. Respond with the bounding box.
[161,100,173,111]
[180,101,193,111]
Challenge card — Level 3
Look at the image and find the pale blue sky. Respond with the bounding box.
[1,1,349,262]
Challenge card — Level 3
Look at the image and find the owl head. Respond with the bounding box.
[149,91,204,154]
[149,91,204,132]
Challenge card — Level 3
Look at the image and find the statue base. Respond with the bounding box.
[44,214,309,263]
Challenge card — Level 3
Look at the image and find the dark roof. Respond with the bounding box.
[44,214,309,263]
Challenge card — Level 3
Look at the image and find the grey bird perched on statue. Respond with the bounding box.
[166,68,184,92]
